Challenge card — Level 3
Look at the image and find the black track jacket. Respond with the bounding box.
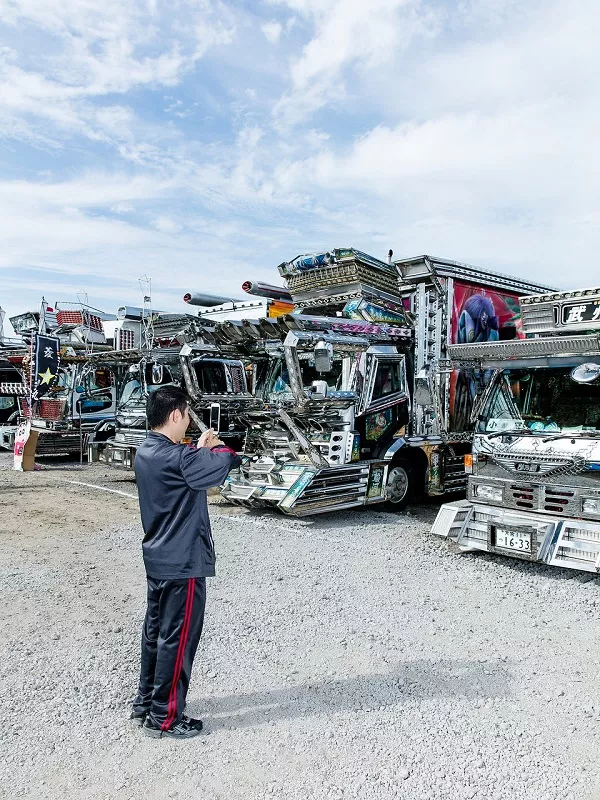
[135,431,242,579]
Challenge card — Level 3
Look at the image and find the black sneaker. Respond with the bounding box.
[129,710,147,727]
[143,715,204,739]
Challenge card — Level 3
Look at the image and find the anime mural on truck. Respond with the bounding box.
[449,281,524,430]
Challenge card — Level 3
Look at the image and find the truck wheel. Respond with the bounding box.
[386,459,414,510]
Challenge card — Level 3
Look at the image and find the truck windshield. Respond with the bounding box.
[51,368,71,398]
[300,360,343,391]
[266,359,344,399]
[195,362,226,394]
[479,367,600,434]
[120,376,142,406]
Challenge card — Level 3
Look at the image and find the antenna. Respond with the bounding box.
[76,289,94,355]
[39,297,47,334]
[139,275,154,350]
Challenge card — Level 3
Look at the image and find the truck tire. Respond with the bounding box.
[385,459,415,510]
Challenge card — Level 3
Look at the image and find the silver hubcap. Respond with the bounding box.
[387,466,409,503]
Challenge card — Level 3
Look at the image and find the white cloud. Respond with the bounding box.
[259,0,600,286]
[271,0,441,124]
[152,216,182,234]
[0,172,174,209]
[261,20,283,43]
[0,0,235,147]
[1,0,599,322]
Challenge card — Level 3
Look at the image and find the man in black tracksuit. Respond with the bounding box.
[130,385,241,739]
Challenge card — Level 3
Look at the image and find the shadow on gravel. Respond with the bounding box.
[236,499,448,531]
[202,658,510,730]
[449,542,600,586]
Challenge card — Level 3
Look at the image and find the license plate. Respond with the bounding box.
[515,462,539,473]
[494,527,532,552]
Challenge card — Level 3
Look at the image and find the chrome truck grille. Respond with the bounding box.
[289,465,371,514]
[115,429,147,447]
[469,477,586,516]
[459,505,551,558]
[222,461,380,516]
[506,483,577,514]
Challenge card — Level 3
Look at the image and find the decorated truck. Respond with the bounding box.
[5,305,122,460]
[431,286,600,573]
[0,358,24,450]
[88,348,186,468]
[89,335,250,468]
[93,286,308,470]
[182,249,552,515]
[2,343,119,461]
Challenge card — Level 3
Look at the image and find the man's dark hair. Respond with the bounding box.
[146,385,189,429]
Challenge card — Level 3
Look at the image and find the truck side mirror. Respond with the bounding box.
[414,367,433,406]
[314,340,333,373]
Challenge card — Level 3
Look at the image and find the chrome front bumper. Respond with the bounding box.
[93,441,136,469]
[432,500,600,573]
[0,425,16,450]
[221,459,389,516]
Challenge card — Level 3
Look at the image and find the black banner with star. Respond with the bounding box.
[32,334,60,400]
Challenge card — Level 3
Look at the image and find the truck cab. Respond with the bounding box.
[91,356,179,468]
[217,248,551,515]
[26,362,117,458]
[216,313,415,515]
[432,287,600,573]
[181,353,254,453]
[0,361,23,450]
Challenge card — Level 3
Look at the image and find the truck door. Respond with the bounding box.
[74,368,117,422]
[356,354,409,458]
[0,370,18,426]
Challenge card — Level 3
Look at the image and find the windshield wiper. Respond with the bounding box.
[485,428,535,439]
[542,431,600,443]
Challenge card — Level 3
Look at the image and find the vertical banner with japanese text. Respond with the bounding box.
[31,334,60,401]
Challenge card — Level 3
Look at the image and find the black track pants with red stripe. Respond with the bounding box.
[133,576,206,730]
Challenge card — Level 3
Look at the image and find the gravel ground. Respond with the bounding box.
[1,456,600,799]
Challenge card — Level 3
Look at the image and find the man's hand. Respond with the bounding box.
[197,429,225,449]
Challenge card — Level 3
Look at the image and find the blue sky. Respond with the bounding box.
[1,0,598,334]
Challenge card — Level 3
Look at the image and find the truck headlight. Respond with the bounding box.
[582,498,600,515]
[473,483,503,502]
